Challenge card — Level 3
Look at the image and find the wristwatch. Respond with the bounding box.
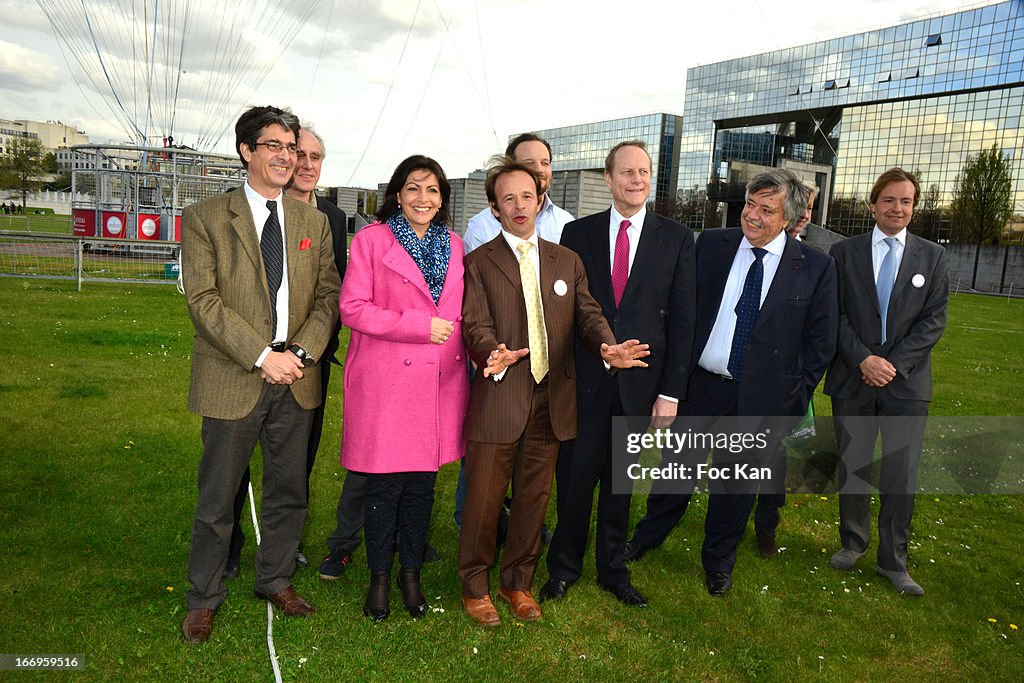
[288,344,314,367]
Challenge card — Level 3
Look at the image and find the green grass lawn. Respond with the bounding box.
[0,279,1021,681]
[0,212,72,234]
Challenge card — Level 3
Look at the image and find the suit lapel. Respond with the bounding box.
[620,212,659,308]
[485,235,523,289]
[437,235,464,309]
[853,235,880,315]
[228,188,261,271]
[382,237,436,305]
[754,233,803,327]
[283,196,302,290]
[586,211,614,308]
[890,233,921,303]
[538,238,558,312]
[707,230,740,315]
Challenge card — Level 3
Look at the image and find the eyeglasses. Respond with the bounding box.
[253,140,298,154]
[296,150,324,162]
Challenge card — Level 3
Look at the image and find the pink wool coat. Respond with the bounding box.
[339,222,468,474]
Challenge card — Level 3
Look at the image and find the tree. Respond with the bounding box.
[912,182,949,243]
[0,136,46,209]
[951,144,1013,245]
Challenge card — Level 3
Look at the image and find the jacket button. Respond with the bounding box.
[402,278,409,284]
[456,315,463,322]
[404,359,412,366]
[455,355,462,362]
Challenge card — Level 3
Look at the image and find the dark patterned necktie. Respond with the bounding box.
[261,200,283,333]
[727,247,767,381]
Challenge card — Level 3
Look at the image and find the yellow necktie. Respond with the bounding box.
[517,242,548,383]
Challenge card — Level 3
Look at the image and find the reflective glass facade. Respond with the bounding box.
[520,113,683,206]
[678,0,1024,237]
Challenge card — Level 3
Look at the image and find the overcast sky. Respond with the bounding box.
[0,0,994,187]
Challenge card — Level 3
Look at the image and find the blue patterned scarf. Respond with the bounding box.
[387,212,451,304]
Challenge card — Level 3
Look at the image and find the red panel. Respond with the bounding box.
[101,211,128,238]
[72,209,96,237]
[137,213,161,241]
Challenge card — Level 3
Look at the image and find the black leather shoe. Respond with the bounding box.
[363,570,390,621]
[598,581,648,607]
[422,544,441,564]
[755,531,777,557]
[705,571,732,597]
[623,539,649,564]
[223,557,240,579]
[397,568,429,619]
[539,578,572,602]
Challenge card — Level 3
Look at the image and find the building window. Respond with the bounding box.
[926,33,942,46]
[824,79,838,90]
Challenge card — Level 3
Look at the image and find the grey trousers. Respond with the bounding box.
[832,392,928,573]
[186,383,312,610]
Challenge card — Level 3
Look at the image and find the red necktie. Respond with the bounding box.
[612,219,630,306]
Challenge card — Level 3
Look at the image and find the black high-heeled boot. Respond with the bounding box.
[397,567,428,619]
[363,570,390,621]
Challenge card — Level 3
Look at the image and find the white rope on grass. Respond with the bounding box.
[246,481,283,683]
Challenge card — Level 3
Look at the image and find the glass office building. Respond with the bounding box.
[678,0,1024,238]
[520,113,683,207]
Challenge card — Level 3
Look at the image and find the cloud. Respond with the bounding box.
[0,38,60,92]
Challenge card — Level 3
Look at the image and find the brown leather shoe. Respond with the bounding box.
[253,585,316,616]
[498,588,542,621]
[462,594,501,627]
[182,608,215,643]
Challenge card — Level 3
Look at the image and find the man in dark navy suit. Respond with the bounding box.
[626,168,837,596]
[541,140,695,607]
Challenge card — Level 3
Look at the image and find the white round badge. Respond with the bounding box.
[912,274,926,288]
[553,279,568,296]
[140,218,157,237]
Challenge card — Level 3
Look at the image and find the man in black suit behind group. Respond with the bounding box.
[826,168,949,596]
[541,140,696,607]
[626,168,837,596]
[226,124,348,577]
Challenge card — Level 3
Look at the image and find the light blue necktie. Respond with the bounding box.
[876,237,898,344]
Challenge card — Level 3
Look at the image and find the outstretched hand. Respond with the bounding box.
[483,343,530,378]
[600,339,650,369]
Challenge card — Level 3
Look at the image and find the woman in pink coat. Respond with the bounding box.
[340,155,468,621]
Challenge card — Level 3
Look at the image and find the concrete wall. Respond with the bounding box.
[947,243,1024,295]
[548,170,611,219]
[450,177,488,236]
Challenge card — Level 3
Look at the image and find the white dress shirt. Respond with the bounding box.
[464,194,573,253]
[871,224,907,283]
[698,229,787,377]
[243,181,289,367]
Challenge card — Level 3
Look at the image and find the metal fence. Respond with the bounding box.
[0,231,181,290]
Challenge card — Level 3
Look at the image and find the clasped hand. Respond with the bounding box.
[859,354,896,387]
[260,350,304,385]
